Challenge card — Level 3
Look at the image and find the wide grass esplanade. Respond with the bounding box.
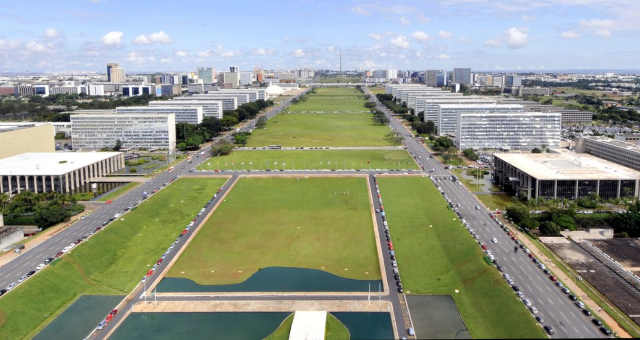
[167,176,381,286]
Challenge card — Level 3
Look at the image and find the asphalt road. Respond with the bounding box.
[364,87,604,338]
[0,90,308,294]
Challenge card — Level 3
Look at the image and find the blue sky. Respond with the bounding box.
[1,0,639,73]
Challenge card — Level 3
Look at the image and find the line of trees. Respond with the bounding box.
[507,200,640,238]
[0,191,85,228]
[376,94,408,114]
[176,99,273,151]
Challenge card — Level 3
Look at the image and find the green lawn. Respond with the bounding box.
[477,193,515,211]
[0,178,228,340]
[97,182,141,202]
[264,313,349,340]
[198,150,417,170]
[247,87,396,147]
[168,177,380,285]
[377,176,545,339]
[290,88,369,113]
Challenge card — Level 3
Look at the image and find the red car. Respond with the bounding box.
[55,251,64,258]
[481,244,487,250]
[105,314,113,322]
[156,258,163,265]
[146,269,154,277]
[550,276,557,282]
[181,229,188,236]
[110,309,118,316]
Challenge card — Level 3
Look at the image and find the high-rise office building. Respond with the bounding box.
[106,63,125,83]
[452,68,471,86]
[197,67,215,84]
[425,70,440,87]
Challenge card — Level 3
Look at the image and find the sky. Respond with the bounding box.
[1,0,639,73]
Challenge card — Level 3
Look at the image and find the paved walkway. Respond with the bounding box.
[91,176,150,183]
[235,146,407,151]
[289,311,326,340]
[132,300,391,313]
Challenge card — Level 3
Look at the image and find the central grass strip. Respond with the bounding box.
[168,177,380,285]
[198,150,418,170]
[0,178,227,340]
[377,176,545,339]
[247,87,397,147]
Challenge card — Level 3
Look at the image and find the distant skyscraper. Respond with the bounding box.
[229,66,239,73]
[452,68,471,86]
[197,67,215,84]
[504,74,522,88]
[106,63,125,83]
[425,70,440,87]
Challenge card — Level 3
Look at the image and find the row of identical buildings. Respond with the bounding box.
[69,88,268,154]
[386,84,593,151]
[386,85,640,200]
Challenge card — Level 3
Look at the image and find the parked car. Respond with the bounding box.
[543,326,554,335]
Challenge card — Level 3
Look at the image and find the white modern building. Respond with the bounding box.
[116,106,203,125]
[148,100,223,119]
[191,92,250,106]
[405,91,460,109]
[171,96,237,111]
[418,97,496,123]
[437,104,524,136]
[579,136,640,172]
[0,152,124,194]
[456,112,561,150]
[71,113,176,153]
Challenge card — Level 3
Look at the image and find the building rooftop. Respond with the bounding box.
[495,151,640,180]
[0,152,121,176]
[585,136,640,154]
[438,104,523,109]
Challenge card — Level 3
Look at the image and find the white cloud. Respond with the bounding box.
[412,31,430,41]
[176,50,188,57]
[254,48,268,55]
[580,19,615,38]
[438,54,450,60]
[368,33,383,41]
[439,30,453,39]
[26,41,47,53]
[133,31,171,45]
[390,35,409,48]
[327,46,336,52]
[362,60,376,69]
[293,49,305,57]
[127,51,145,63]
[561,30,580,39]
[160,57,172,64]
[197,49,212,57]
[102,31,123,46]
[221,50,235,57]
[400,16,410,25]
[352,6,369,15]
[44,28,59,38]
[484,39,502,47]
[505,27,528,48]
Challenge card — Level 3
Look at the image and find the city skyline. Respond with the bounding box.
[1,0,640,72]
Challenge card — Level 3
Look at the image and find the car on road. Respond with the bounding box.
[491,237,498,243]
[582,309,592,316]
[535,316,543,323]
[543,325,554,335]
[36,263,45,271]
[592,319,603,326]
[599,327,612,336]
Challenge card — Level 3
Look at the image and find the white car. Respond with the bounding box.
[491,237,498,243]
[36,264,45,271]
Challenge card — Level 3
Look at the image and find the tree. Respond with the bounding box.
[364,102,376,109]
[113,139,122,151]
[233,132,251,145]
[211,141,233,156]
[506,204,529,224]
[255,116,267,129]
[432,136,454,151]
[462,148,478,161]
[531,147,542,153]
[540,221,561,236]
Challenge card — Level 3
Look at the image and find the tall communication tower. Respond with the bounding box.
[339,49,342,72]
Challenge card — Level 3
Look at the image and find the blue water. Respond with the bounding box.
[110,312,394,340]
[157,266,383,292]
[110,312,290,340]
[34,295,124,340]
[333,312,394,340]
